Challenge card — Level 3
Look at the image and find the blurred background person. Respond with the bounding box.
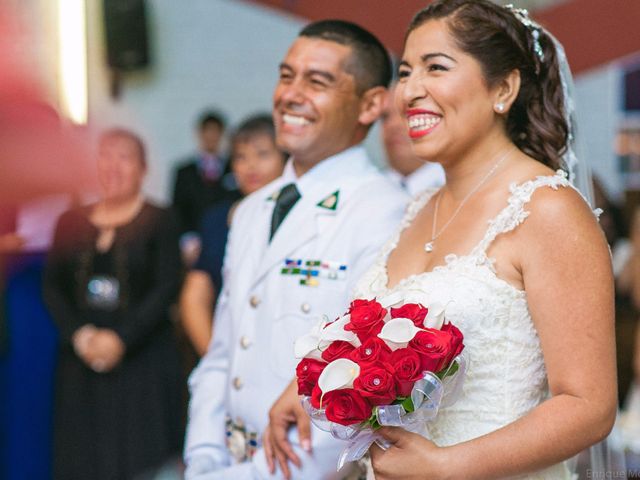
[0,194,73,480]
[616,201,640,401]
[180,114,286,357]
[380,83,445,196]
[43,129,184,480]
[172,110,239,267]
[0,8,92,477]
[590,177,637,406]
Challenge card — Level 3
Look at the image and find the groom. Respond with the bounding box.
[184,20,407,479]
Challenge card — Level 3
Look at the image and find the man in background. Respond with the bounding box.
[172,110,238,266]
[381,83,445,197]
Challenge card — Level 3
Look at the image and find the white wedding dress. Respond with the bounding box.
[353,172,582,479]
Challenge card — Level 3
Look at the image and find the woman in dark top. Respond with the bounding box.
[44,129,184,480]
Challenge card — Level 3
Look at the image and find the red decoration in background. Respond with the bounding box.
[247,0,640,75]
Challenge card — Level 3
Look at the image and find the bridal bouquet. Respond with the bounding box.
[294,298,467,469]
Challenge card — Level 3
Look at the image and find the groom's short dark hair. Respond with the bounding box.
[299,20,392,94]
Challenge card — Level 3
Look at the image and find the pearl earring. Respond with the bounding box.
[495,103,505,113]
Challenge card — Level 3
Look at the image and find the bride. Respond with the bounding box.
[264,1,616,478]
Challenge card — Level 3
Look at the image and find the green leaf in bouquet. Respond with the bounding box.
[436,360,459,380]
[364,409,382,430]
[369,416,382,430]
[401,396,415,413]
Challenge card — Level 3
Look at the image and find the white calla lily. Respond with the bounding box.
[424,302,446,329]
[294,317,329,359]
[378,317,422,350]
[320,314,360,347]
[318,358,361,395]
[378,291,405,309]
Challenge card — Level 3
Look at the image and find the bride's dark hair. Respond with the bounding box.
[407,0,568,170]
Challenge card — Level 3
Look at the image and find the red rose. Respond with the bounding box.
[310,384,323,409]
[296,358,327,396]
[408,329,453,373]
[344,299,387,342]
[390,303,429,328]
[321,341,356,363]
[353,361,397,406]
[350,337,392,364]
[441,322,464,365]
[390,348,424,397]
[323,389,373,426]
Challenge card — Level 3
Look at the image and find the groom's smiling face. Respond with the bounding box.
[272,37,363,166]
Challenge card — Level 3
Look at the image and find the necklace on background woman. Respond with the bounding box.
[424,147,514,253]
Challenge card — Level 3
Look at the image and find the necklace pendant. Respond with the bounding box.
[424,242,434,253]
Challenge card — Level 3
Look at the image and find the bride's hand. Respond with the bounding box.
[370,427,451,480]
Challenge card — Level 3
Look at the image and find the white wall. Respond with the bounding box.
[85,0,385,203]
[86,0,302,203]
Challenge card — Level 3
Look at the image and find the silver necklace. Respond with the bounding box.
[424,147,514,253]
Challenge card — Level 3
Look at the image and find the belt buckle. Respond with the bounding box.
[225,416,258,463]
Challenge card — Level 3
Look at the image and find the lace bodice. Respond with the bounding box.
[354,171,587,480]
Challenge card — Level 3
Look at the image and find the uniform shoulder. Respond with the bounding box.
[347,171,409,209]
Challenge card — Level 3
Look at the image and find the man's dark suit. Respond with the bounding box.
[171,158,237,235]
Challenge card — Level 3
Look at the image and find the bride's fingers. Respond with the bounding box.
[262,427,275,474]
[370,442,393,480]
[275,445,291,480]
[370,441,384,458]
[377,426,405,446]
[272,419,301,468]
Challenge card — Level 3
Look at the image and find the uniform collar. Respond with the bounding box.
[265,145,369,202]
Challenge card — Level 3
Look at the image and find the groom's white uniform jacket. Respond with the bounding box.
[185,145,407,479]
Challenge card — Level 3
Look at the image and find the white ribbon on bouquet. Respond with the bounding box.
[302,353,468,471]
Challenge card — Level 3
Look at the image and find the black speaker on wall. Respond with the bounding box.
[103,0,150,71]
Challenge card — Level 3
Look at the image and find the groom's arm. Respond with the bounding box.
[191,427,350,480]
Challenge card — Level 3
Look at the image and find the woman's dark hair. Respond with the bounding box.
[407,0,568,169]
[99,128,147,168]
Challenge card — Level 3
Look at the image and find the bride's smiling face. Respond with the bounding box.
[395,20,501,164]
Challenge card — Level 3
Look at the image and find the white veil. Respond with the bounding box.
[552,36,596,207]
[506,4,595,206]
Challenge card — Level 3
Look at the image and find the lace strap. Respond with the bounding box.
[472,170,575,256]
